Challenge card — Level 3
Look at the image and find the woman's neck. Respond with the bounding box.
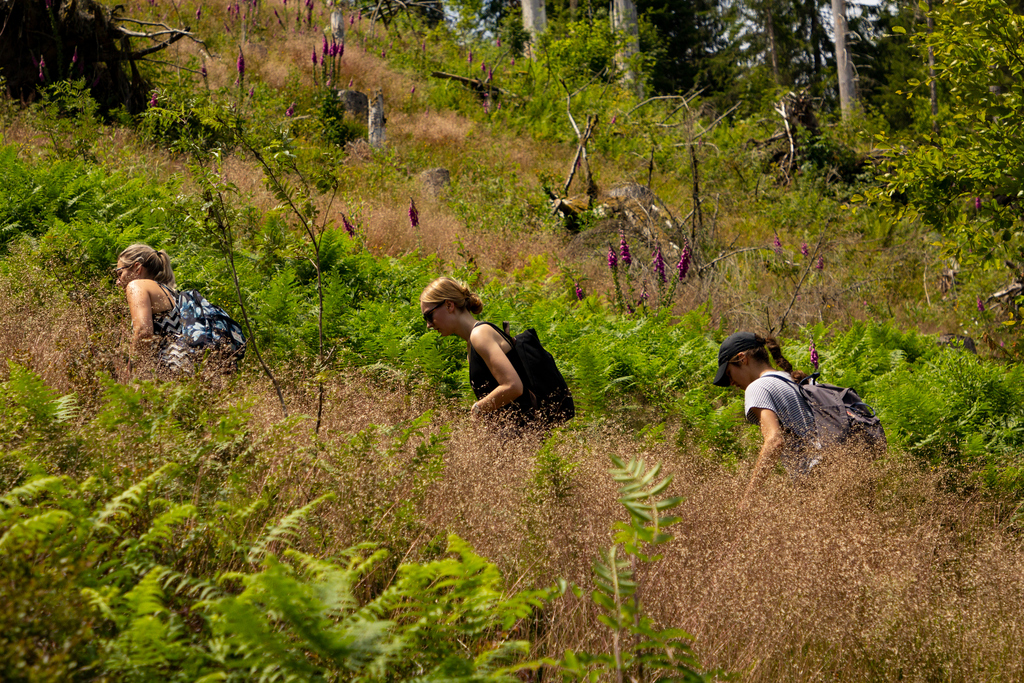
[452,310,478,342]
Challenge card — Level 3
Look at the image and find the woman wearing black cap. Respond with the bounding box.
[712,332,817,505]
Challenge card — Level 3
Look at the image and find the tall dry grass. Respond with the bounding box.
[3,271,1024,681]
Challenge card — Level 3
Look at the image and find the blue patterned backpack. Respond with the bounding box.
[156,284,247,371]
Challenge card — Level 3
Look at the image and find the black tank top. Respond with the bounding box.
[468,322,533,421]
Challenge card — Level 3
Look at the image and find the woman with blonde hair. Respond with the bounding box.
[419,277,530,422]
[114,244,183,375]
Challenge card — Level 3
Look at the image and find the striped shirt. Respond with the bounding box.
[744,371,819,472]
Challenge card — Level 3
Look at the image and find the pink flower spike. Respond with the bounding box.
[236,49,245,78]
[410,85,416,96]
[149,91,157,107]
[978,297,985,312]
[71,47,78,64]
[408,199,419,228]
[196,6,202,20]
[285,102,295,116]
[975,197,982,210]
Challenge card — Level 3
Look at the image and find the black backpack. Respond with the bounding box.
[499,321,575,424]
[771,373,886,452]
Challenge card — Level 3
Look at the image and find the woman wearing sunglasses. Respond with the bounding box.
[113,243,183,377]
[419,277,528,422]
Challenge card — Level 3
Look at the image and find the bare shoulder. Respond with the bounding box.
[469,323,502,348]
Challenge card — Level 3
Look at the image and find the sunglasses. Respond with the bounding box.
[112,263,137,276]
[423,301,446,325]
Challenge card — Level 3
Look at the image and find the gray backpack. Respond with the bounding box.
[771,373,887,451]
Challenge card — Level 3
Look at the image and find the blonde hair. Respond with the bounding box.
[118,244,176,287]
[420,277,483,315]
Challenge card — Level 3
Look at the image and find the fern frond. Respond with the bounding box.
[247,492,336,563]
[94,462,181,531]
[0,475,66,509]
[0,509,73,551]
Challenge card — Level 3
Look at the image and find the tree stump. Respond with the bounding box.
[368,88,385,149]
[0,0,194,113]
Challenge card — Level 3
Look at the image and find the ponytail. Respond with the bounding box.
[752,333,808,382]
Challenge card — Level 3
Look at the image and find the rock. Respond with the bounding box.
[937,334,977,354]
[337,89,369,119]
[606,182,655,204]
[419,168,451,197]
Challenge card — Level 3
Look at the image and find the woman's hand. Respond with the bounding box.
[469,324,524,413]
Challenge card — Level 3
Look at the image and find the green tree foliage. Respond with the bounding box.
[879,0,1024,299]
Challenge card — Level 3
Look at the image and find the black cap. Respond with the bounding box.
[712,332,762,387]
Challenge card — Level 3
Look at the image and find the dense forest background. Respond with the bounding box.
[4,0,1024,680]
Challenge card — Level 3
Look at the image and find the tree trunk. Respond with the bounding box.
[522,0,546,42]
[765,3,780,84]
[926,0,938,132]
[611,0,643,95]
[368,88,386,149]
[833,0,856,119]
[330,8,345,43]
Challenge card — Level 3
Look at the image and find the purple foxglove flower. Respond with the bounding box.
[323,35,329,56]
[801,242,809,257]
[342,212,356,236]
[45,0,52,8]
[326,77,331,87]
[201,63,208,78]
[627,304,635,315]
[639,287,648,303]
[468,51,473,64]
[488,67,493,81]
[496,102,501,111]
[975,197,982,210]
[408,199,419,228]
[653,246,666,282]
[236,49,245,78]
[348,78,354,87]
[677,245,690,280]
[773,233,782,255]
[511,57,515,66]
[274,9,283,25]
[410,85,415,96]
[248,85,254,98]
[38,56,45,81]
[619,233,632,266]
[481,62,486,72]
[349,13,355,26]
[809,339,819,370]
[608,246,618,269]
[496,37,501,47]
[285,102,295,116]
[381,48,386,58]
[71,47,78,64]
[816,256,824,270]
[196,6,202,20]
[312,49,318,65]
[610,115,616,125]
[978,297,985,312]
[575,281,584,300]
[149,91,157,107]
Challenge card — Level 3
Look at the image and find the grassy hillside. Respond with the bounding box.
[3,1,1024,681]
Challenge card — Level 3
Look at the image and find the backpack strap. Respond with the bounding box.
[474,321,538,400]
[156,282,178,313]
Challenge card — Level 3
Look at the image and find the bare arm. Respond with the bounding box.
[125,281,156,374]
[741,407,786,508]
[469,325,524,414]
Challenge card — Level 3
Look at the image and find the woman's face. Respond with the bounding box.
[726,351,760,390]
[114,259,144,289]
[421,300,453,335]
